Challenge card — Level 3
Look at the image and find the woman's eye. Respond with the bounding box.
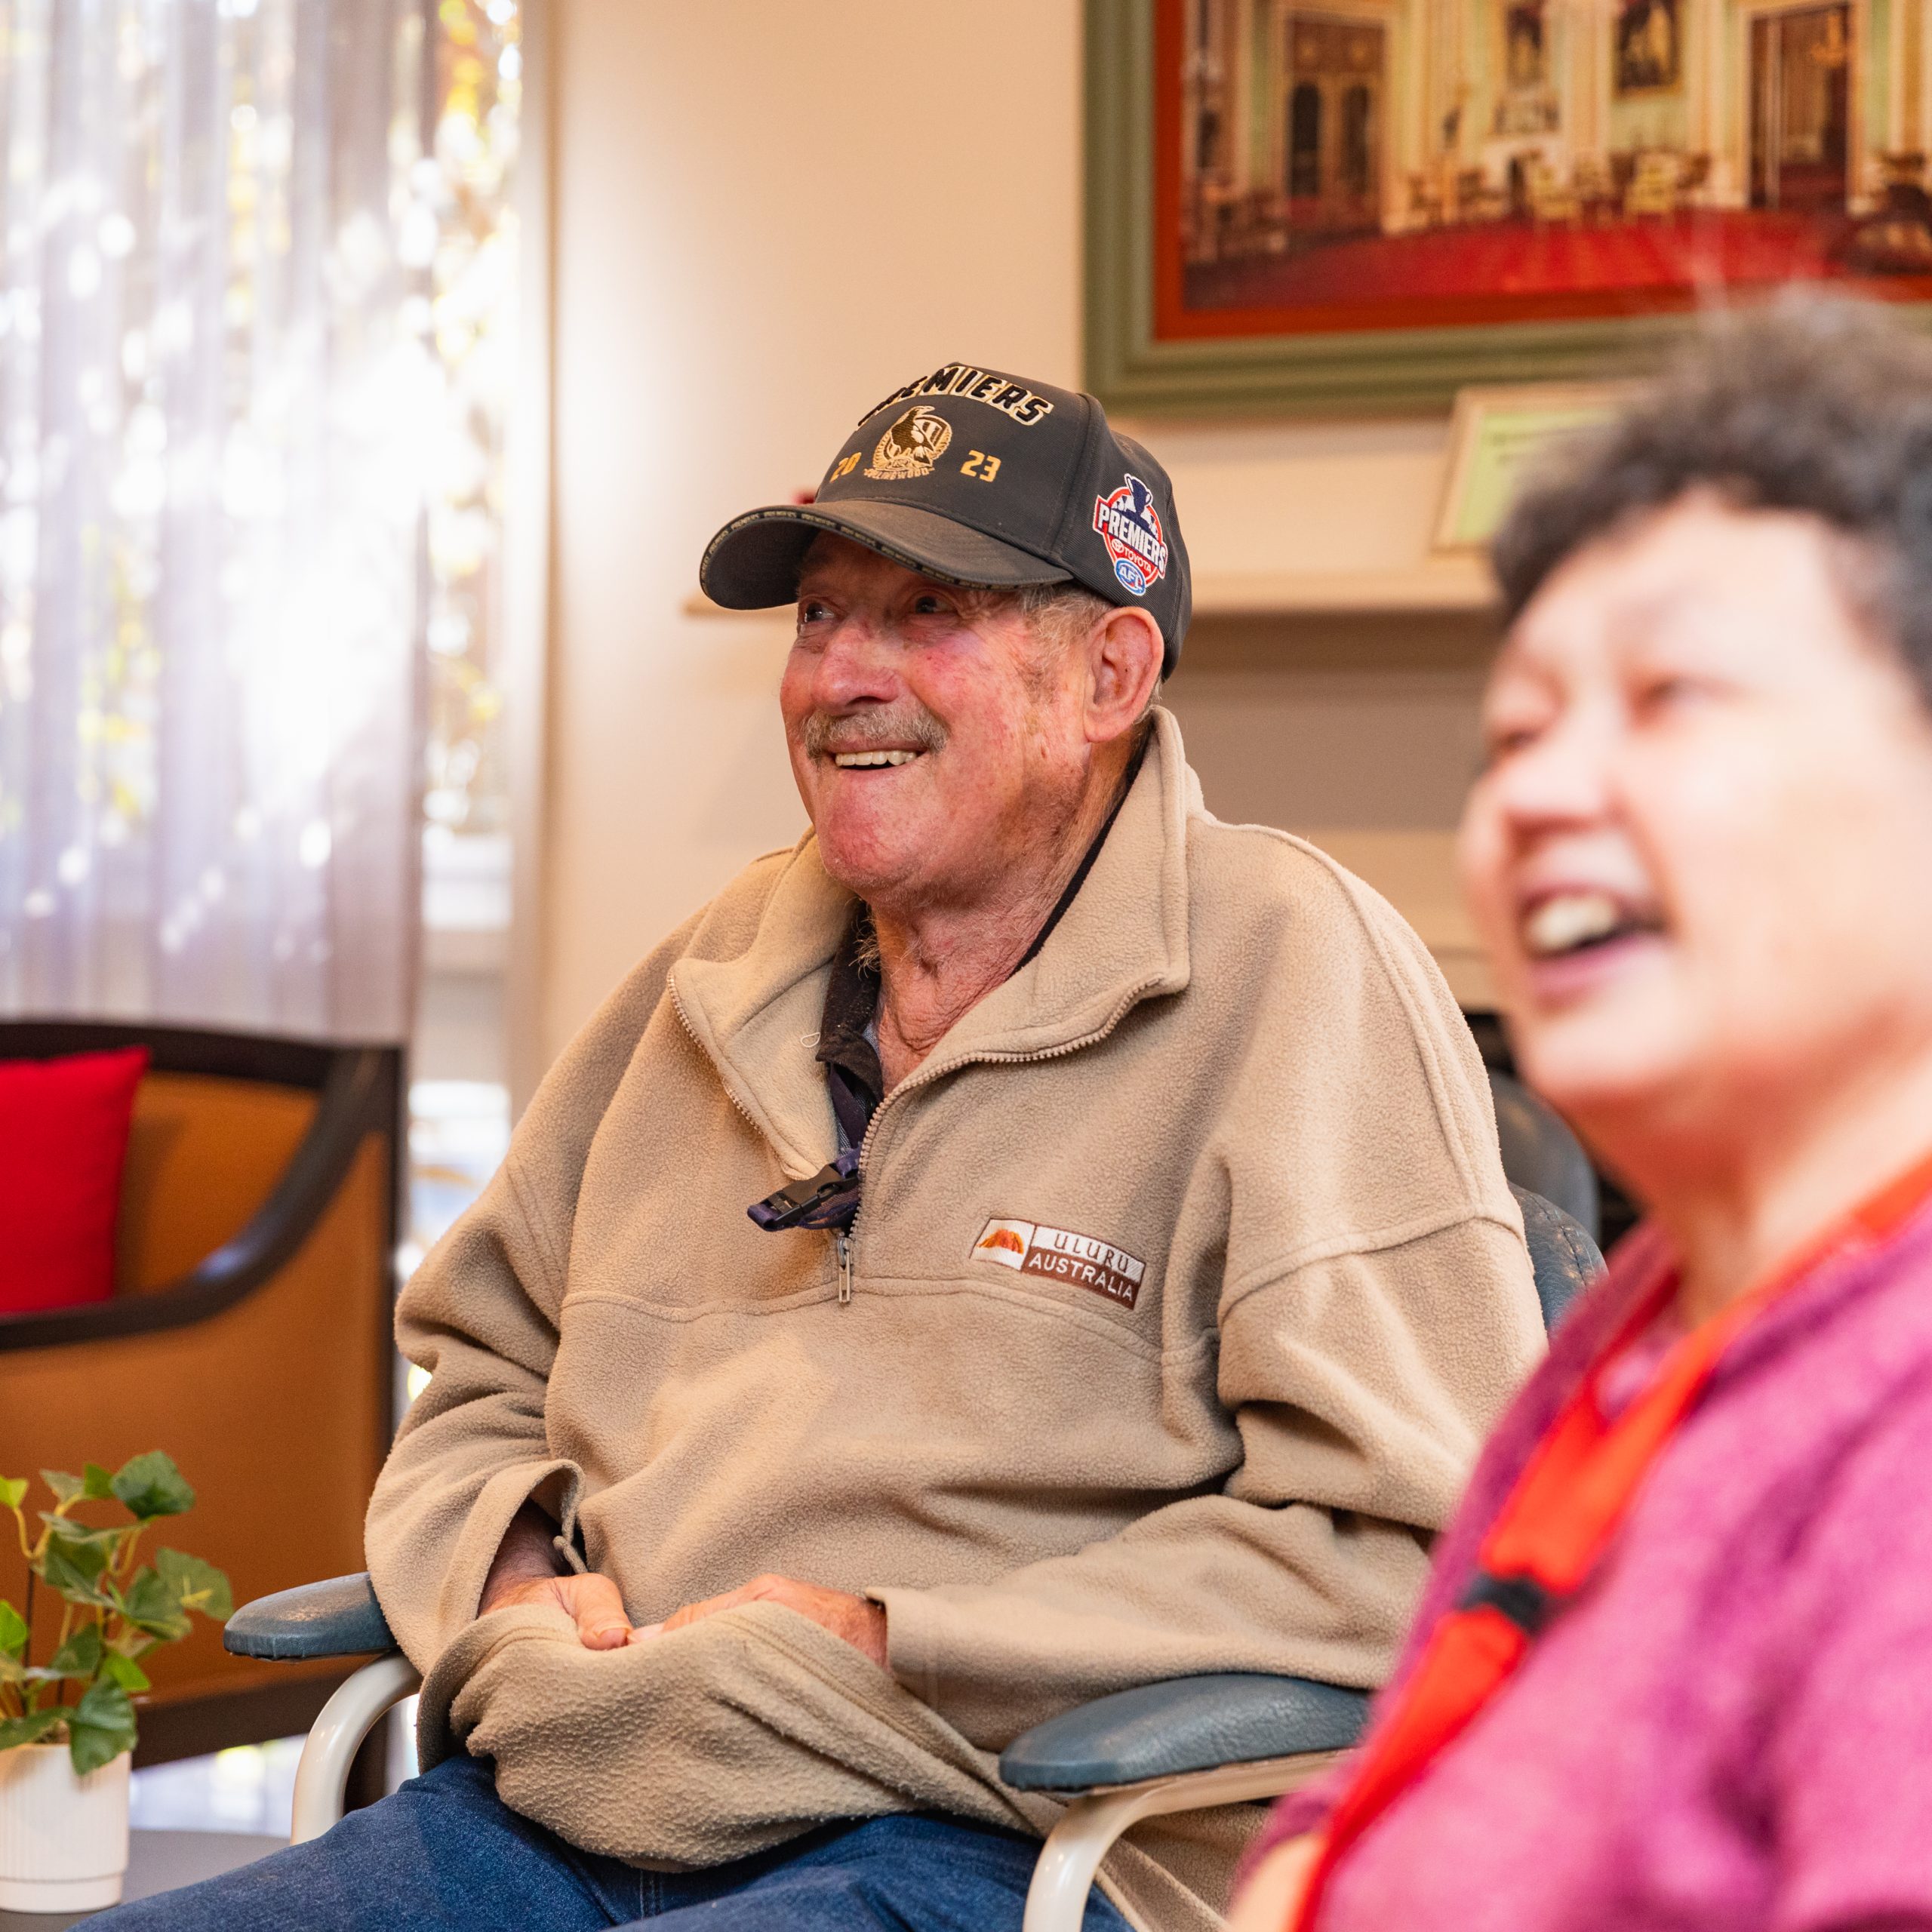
[1481,720,1542,767]
[1633,675,1700,717]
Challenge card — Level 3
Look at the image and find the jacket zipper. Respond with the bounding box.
[675,968,1168,1311]
[843,973,1168,1306]
[667,977,768,1140]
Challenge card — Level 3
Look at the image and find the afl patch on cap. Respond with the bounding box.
[1091,475,1171,598]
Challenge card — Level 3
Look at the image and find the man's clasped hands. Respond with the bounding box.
[478,1503,889,1668]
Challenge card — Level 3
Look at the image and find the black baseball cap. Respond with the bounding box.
[700,361,1192,675]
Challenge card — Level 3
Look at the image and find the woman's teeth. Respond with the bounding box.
[1523,891,1635,958]
[832,749,921,769]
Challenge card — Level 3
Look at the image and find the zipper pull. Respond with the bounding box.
[835,1231,854,1305]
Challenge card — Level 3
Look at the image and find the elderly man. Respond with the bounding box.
[106,366,1540,1932]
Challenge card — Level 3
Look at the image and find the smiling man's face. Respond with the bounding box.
[780,535,1097,918]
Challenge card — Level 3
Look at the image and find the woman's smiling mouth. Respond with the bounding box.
[1513,887,1672,1004]
[1520,888,1666,961]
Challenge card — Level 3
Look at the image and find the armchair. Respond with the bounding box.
[218,1052,1598,1924]
[1,1021,403,1771]
[1623,149,1682,219]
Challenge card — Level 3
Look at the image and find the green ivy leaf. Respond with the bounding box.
[0,1600,26,1660]
[112,1569,189,1643]
[109,1454,193,1522]
[99,1651,149,1694]
[155,1549,232,1624]
[38,1520,112,1604]
[45,1623,103,1680]
[38,1515,118,1550]
[0,1709,64,1752]
[66,1680,135,1774]
[40,1470,84,1508]
[0,1478,26,1512]
[82,1463,115,1502]
[36,1512,117,1543]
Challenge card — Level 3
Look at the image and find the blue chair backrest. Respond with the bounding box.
[1512,1183,1604,1332]
[1488,1067,1599,1241]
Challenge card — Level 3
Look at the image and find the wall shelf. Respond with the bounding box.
[682,556,1497,623]
[1192,559,1495,617]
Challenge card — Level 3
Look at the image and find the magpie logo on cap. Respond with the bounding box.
[864,406,953,482]
[699,358,1192,677]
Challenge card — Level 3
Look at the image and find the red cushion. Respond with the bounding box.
[0,1047,150,1315]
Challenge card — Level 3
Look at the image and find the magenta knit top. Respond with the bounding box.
[1251,1198,1932,1930]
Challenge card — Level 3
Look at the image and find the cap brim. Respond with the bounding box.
[700,499,1072,608]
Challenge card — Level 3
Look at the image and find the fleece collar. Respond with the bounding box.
[669,707,1195,1178]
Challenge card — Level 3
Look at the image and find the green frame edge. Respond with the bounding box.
[1083,0,1932,419]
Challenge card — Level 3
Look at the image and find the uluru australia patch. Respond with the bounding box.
[972,1217,1146,1310]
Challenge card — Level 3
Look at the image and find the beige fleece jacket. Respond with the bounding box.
[367,709,1542,1927]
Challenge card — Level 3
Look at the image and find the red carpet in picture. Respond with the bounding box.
[1178,210,1929,332]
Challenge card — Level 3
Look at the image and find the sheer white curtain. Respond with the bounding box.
[0,0,434,1040]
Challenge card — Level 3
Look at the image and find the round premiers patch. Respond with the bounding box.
[1091,474,1170,598]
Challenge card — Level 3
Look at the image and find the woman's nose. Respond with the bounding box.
[1490,709,1616,834]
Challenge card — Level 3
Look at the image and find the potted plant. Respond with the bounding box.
[0,1454,231,1912]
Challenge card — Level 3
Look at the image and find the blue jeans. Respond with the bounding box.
[91,1753,1132,1930]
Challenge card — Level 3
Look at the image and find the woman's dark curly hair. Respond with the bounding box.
[1493,297,1932,706]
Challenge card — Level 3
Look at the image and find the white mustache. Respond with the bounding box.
[801,709,948,758]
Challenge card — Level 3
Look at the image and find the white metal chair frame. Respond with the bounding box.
[285,1651,1333,1932]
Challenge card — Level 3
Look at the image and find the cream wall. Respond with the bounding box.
[541,0,1484,1073]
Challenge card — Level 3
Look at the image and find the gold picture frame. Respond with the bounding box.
[1088,0,1932,418]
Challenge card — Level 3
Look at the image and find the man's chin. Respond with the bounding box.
[811,828,937,906]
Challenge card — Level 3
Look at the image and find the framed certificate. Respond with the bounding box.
[1433,383,1633,553]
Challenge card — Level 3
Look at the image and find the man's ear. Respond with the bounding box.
[1084,605,1164,746]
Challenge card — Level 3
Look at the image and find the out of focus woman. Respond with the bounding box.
[1232,298,1932,1931]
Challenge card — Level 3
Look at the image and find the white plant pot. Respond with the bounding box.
[0,1741,131,1912]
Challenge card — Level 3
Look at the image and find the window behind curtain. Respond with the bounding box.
[0,0,524,1041]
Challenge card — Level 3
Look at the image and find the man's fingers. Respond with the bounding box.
[657,1574,798,1634]
[660,1585,752,1634]
[481,1569,640,1649]
[559,1574,632,1649]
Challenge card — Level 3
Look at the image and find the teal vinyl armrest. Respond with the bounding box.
[998,1673,1371,1794]
[225,1572,395,1661]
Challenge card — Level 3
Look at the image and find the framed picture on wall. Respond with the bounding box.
[1614,0,1681,97]
[1086,0,1932,416]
